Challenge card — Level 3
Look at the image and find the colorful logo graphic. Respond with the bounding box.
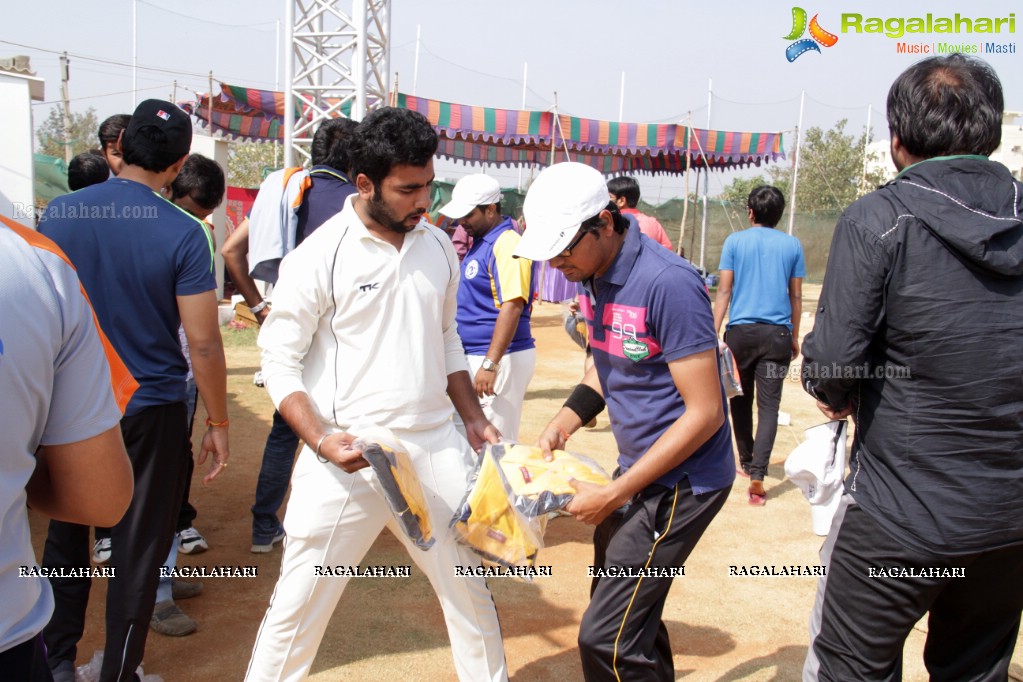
[784,7,839,61]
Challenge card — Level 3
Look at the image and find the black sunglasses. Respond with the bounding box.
[559,229,592,257]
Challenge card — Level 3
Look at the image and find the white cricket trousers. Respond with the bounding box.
[459,348,536,442]
[245,421,508,682]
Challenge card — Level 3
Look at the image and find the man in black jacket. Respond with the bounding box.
[801,54,1023,681]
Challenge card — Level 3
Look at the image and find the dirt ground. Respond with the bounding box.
[29,284,1023,681]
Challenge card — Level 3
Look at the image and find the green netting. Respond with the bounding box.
[34,153,70,205]
[644,197,841,283]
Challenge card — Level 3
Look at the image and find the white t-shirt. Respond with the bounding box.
[258,197,468,431]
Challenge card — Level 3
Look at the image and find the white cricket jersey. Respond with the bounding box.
[258,197,468,431]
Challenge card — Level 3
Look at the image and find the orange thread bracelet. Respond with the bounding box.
[205,417,229,428]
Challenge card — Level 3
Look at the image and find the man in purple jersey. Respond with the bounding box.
[516,162,734,681]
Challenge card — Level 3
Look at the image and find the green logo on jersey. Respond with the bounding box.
[622,339,650,362]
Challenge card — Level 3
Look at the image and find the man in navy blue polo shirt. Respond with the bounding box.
[440,174,535,440]
[516,162,734,681]
[39,99,230,682]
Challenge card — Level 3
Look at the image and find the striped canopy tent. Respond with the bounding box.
[396,93,784,175]
[178,85,782,176]
[180,83,353,142]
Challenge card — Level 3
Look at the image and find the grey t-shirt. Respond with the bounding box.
[0,223,122,652]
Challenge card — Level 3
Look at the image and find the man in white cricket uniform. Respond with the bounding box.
[246,107,508,682]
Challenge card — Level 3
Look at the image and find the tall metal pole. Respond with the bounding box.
[860,103,873,196]
[412,24,421,96]
[699,171,708,273]
[700,79,712,271]
[689,164,700,261]
[353,0,368,120]
[59,52,72,163]
[275,19,281,168]
[208,71,214,137]
[518,61,527,190]
[788,90,806,235]
[550,92,560,165]
[678,115,692,258]
[381,3,392,107]
[706,78,712,128]
[283,0,295,167]
[618,71,625,122]
[132,0,138,107]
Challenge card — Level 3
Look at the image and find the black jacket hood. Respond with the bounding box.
[888,156,1023,277]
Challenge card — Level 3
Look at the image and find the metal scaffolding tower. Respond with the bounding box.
[284,0,391,167]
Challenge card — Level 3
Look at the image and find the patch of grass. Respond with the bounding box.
[221,323,259,349]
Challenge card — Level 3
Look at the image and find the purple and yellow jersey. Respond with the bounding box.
[456,217,535,355]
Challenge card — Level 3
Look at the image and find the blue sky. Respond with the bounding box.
[5,0,1021,200]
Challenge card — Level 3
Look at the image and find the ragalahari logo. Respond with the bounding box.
[784,7,839,61]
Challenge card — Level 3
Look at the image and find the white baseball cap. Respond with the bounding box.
[514,162,610,261]
[784,419,848,536]
[438,174,502,219]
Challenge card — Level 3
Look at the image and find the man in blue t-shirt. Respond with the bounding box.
[39,99,230,682]
[713,186,805,505]
[515,162,734,681]
[440,174,535,440]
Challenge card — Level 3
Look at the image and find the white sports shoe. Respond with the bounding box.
[92,537,112,564]
[178,527,209,555]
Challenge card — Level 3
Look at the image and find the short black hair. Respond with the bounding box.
[747,186,785,228]
[98,114,131,148]
[582,200,629,235]
[348,107,438,189]
[887,53,1003,158]
[607,176,640,208]
[169,154,225,210]
[68,152,109,191]
[311,117,359,171]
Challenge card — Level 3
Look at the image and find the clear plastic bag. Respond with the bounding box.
[450,441,611,570]
[353,427,434,551]
[719,340,744,398]
[562,305,588,350]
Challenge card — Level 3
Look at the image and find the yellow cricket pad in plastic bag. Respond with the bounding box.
[451,441,611,571]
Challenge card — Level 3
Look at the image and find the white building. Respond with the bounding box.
[0,55,45,227]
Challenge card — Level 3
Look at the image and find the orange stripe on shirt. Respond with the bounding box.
[281,167,312,210]
[1,215,139,414]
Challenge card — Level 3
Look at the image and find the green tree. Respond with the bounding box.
[766,119,888,213]
[228,141,282,189]
[36,106,99,158]
[718,174,769,210]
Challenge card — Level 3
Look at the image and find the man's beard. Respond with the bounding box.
[366,192,423,234]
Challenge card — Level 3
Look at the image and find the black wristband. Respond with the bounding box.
[563,383,605,425]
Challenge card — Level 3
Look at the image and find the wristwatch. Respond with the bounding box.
[481,358,499,372]
[249,300,270,314]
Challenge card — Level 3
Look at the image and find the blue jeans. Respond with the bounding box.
[251,410,299,544]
